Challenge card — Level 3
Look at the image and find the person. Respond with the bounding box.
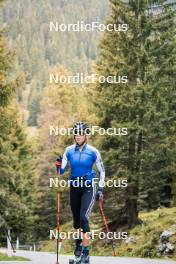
[56,122,105,264]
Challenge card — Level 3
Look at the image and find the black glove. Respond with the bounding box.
[55,156,62,171]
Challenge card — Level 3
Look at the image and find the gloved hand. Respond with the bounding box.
[55,156,62,169]
[96,188,103,202]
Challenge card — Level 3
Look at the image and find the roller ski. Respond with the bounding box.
[69,253,90,264]
[69,239,82,264]
[79,250,90,264]
[69,258,81,264]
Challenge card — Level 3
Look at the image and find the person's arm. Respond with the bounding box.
[60,148,69,174]
[95,150,105,191]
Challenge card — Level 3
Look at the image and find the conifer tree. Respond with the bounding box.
[94,0,176,228]
[0,18,35,243]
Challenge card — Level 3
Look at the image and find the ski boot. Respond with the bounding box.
[69,239,82,264]
[80,246,90,264]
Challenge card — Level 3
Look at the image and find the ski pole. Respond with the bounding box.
[56,164,61,264]
[98,200,116,256]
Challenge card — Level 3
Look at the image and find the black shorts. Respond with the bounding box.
[70,185,96,233]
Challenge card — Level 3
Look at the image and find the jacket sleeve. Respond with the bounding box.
[60,148,69,174]
[95,150,105,189]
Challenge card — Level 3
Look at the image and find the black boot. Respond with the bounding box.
[80,246,90,264]
[74,238,82,260]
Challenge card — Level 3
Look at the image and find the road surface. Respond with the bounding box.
[1,250,176,264]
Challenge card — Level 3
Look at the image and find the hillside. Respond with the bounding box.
[1,0,108,125]
[41,207,176,260]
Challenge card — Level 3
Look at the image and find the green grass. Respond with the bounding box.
[116,207,176,259]
[41,207,176,260]
[0,253,29,261]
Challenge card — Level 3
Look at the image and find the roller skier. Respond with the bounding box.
[56,122,105,264]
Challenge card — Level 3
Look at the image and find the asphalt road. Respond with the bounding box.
[1,251,176,264]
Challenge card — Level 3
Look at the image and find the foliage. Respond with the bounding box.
[1,0,108,125]
[0,13,35,244]
[93,0,176,228]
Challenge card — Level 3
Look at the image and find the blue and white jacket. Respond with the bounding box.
[60,143,105,189]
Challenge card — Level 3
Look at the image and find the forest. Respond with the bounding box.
[0,0,176,260]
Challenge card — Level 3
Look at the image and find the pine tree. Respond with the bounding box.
[0,29,16,106]
[138,4,176,209]
[94,0,176,228]
[0,21,35,243]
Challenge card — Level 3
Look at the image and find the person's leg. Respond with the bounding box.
[70,186,82,230]
[80,185,96,262]
[70,186,82,258]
